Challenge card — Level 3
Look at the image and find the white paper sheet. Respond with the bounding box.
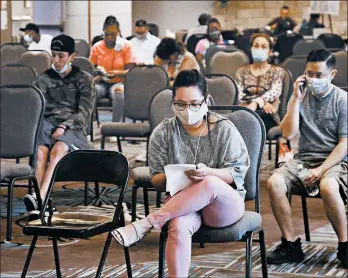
[164,164,196,196]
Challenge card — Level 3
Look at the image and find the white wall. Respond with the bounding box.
[65,0,132,43]
[11,0,33,38]
[132,1,214,37]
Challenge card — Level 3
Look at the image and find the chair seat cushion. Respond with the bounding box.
[192,211,262,243]
[97,98,112,107]
[0,163,32,181]
[132,167,152,186]
[267,126,282,140]
[101,122,150,137]
[21,212,114,238]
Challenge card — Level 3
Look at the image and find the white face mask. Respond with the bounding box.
[172,102,208,125]
[251,48,269,63]
[24,34,33,43]
[51,60,71,74]
[307,75,332,96]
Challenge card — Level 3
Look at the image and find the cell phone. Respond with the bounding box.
[300,78,307,93]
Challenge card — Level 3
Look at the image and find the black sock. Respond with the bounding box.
[338,241,348,250]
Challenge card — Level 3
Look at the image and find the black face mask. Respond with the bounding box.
[105,39,116,49]
[208,29,220,42]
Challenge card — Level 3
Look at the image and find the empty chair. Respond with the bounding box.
[318,33,345,51]
[332,50,348,91]
[18,50,51,75]
[274,32,303,63]
[205,45,238,74]
[187,34,206,54]
[0,43,26,66]
[0,85,45,241]
[210,50,250,79]
[205,74,238,110]
[74,39,90,58]
[281,55,307,84]
[292,39,326,56]
[101,65,169,152]
[0,64,37,86]
[72,56,94,75]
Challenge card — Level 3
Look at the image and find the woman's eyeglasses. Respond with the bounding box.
[173,99,205,112]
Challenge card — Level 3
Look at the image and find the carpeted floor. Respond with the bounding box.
[1,116,347,277]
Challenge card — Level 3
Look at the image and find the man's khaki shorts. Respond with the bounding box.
[272,159,348,204]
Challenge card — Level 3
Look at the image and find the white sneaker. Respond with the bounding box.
[109,136,118,142]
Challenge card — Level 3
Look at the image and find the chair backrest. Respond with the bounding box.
[74,39,90,58]
[205,74,238,110]
[148,23,159,37]
[18,50,51,75]
[0,64,37,86]
[149,88,175,132]
[175,29,188,42]
[0,43,26,66]
[332,50,348,91]
[72,57,94,75]
[292,39,326,56]
[234,34,253,61]
[124,65,169,120]
[274,32,303,63]
[278,67,293,120]
[187,34,206,54]
[225,106,265,205]
[221,29,238,41]
[205,45,238,74]
[318,33,345,50]
[43,150,129,221]
[242,28,259,36]
[210,50,250,79]
[281,55,307,86]
[0,85,45,159]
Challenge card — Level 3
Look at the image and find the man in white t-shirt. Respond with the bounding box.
[130,20,160,65]
[20,23,53,55]
[184,13,212,44]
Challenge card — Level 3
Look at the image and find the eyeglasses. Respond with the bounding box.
[173,99,205,112]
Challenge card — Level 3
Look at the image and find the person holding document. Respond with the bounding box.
[112,69,250,277]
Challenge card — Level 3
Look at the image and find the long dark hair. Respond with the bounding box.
[103,15,122,37]
[172,69,226,142]
[156,37,186,60]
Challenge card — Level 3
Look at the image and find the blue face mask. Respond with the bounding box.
[51,61,71,74]
[251,48,269,63]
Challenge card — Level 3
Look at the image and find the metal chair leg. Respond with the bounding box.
[21,235,38,278]
[96,232,112,278]
[95,182,100,199]
[124,246,133,278]
[95,107,100,128]
[84,182,89,206]
[275,139,280,169]
[259,230,268,278]
[156,191,161,208]
[268,140,272,160]
[158,231,167,278]
[199,242,205,248]
[245,232,254,278]
[132,185,138,222]
[301,195,311,241]
[117,137,122,152]
[6,179,14,241]
[101,136,105,149]
[143,188,149,216]
[52,236,62,277]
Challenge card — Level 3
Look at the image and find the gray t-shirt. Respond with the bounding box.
[296,85,347,161]
[148,115,250,199]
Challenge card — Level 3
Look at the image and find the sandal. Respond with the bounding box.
[111,217,153,247]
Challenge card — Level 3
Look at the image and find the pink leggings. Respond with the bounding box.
[152,175,245,277]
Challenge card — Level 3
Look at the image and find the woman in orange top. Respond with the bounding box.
[89,16,136,122]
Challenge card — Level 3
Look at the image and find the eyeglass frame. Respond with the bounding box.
[172,98,206,112]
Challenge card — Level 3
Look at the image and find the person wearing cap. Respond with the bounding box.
[130,19,160,65]
[89,15,136,128]
[185,13,212,44]
[23,34,95,212]
[20,23,53,55]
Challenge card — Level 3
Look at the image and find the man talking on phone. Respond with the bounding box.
[266,49,348,268]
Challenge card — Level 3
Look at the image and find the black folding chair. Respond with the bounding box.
[19,150,132,278]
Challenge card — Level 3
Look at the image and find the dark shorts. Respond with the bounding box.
[272,158,348,203]
[38,120,88,152]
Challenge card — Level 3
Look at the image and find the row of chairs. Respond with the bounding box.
[0,83,267,278]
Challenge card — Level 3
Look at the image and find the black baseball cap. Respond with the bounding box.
[135,19,147,27]
[51,34,75,54]
[19,23,39,33]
